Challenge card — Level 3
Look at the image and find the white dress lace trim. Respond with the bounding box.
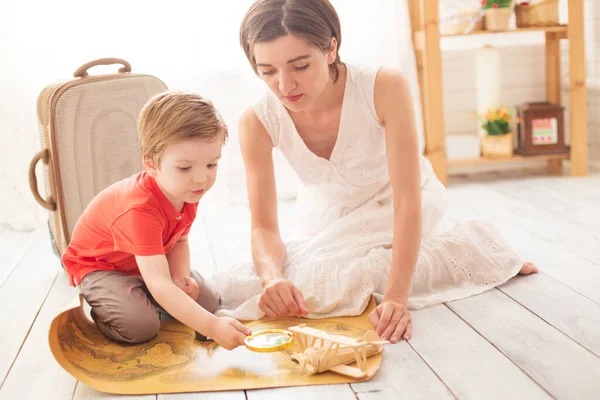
[214,64,522,320]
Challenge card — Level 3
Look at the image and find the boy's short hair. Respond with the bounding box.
[138,91,228,165]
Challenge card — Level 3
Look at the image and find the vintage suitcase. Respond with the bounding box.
[29,58,167,258]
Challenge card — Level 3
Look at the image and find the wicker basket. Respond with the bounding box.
[515,0,559,27]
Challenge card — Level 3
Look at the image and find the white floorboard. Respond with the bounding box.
[448,290,600,399]
[500,273,600,357]
[0,271,77,400]
[0,231,62,389]
[408,305,549,399]
[2,170,600,399]
[246,384,356,400]
[0,229,41,288]
[159,391,245,400]
[447,185,600,305]
[351,339,454,399]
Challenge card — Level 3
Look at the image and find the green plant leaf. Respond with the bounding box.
[482,0,512,9]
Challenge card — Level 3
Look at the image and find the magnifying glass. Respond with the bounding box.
[244,329,294,353]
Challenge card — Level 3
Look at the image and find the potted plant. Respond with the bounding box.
[482,0,513,31]
[480,107,516,157]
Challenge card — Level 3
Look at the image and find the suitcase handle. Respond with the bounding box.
[73,58,132,78]
[29,149,57,211]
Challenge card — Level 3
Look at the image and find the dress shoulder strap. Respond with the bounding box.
[251,91,283,147]
[348,64,382,123]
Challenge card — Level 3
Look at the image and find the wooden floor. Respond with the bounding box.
[2,167,600,399]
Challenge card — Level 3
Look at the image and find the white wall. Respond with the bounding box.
[1,0,597,230]
[0,0,422,229]
[0,0,259,229]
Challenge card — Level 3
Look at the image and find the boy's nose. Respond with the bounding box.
[193,172,208,185]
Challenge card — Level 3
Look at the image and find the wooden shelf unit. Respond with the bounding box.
[441,24,568,37]
[408,0,588,185]
[447,152,569,167]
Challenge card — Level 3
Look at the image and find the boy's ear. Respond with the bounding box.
[143,157,159,177]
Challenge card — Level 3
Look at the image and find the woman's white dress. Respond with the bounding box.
[214,64,522,320]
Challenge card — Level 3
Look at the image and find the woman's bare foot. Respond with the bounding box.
[518,261,538,275]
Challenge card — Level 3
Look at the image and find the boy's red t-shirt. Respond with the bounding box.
[62,171,198,287]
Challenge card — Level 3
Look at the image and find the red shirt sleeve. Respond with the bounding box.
[110,207,165,255]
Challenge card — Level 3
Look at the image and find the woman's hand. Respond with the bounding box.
[260,277,309,318]
[368,299,412,343]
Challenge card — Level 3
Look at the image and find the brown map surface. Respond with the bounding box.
[49,296,383,394]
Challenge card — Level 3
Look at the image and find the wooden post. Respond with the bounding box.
[420,0,447,185]
[408,0,425,124]
[409,0,448,185]
[545,32,563,174]
[568,0,588,176]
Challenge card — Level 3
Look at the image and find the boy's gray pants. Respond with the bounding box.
[79,270,219,344]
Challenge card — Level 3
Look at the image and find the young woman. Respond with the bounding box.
[214,0,537,344]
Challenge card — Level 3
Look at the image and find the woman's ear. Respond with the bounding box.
[143,157,159,177]
[328,37,338,64]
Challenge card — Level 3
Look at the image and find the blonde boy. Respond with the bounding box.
[62,92,251,349]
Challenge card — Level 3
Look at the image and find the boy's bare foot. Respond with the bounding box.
[518,261,538,275]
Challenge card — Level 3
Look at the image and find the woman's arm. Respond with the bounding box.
[238,107,308,318]
[238,107,286,284]
[370,67,422,342]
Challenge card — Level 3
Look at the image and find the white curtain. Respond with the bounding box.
[0,0,422,231]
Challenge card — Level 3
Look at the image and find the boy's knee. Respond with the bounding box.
[190,270,220,313]
[112,311,161,344]
[202,290,220,314]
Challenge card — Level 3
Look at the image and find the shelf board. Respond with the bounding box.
[441,25,568,38]
[448,153,569,167]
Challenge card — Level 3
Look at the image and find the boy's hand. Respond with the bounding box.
[209,317,252,350]
[180,276,200,301]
